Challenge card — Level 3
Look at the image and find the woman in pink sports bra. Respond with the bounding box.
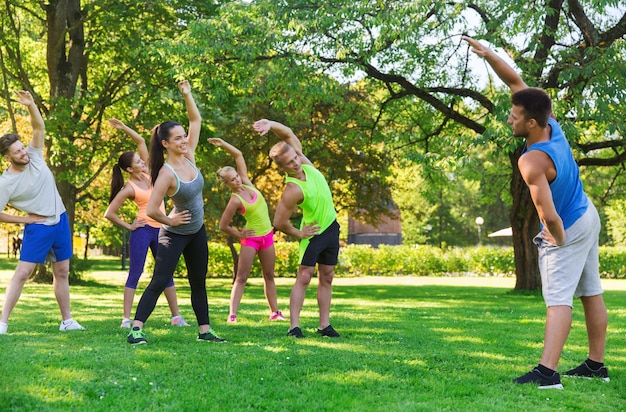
[105,118,189,329]
[209,137,285,324]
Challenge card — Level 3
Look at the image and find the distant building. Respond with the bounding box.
[348,208,402,247]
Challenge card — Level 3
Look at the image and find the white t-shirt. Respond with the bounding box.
[0,145,66,225]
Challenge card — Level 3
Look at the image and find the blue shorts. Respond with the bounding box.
[20,212,73,264]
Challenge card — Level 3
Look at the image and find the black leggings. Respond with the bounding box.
[134,225,210,325]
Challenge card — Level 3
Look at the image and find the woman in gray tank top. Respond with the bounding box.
[126,80,226,345]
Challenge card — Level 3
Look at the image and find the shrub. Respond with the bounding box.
[141,242,622,279]
[599,246,626,279]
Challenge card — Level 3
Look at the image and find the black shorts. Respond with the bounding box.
[300,220,340,267]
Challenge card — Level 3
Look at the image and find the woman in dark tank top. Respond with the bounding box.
[126,80,226,345]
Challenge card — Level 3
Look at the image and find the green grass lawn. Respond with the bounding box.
[0,258,624,411]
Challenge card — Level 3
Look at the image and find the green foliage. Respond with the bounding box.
[603,199,626,246]
[69,257,89,282]
[208,243,237,278]
[131,242,626,280]
[206,241,301,278]
[598,247,626,279]
[2,0,626,289]
[336,244,514,277]
[466,246,516,275]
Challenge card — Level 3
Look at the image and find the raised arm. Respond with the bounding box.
[208,138,252,186]
[178,80,202,157]
[461,36,528,94]
[253,119,311,165]
[15,91,44,149]
[108,118,149,163]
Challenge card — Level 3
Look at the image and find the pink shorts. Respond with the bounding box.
[240,230,274,251]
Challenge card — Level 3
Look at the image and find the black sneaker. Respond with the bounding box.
[197,328,227,342]
[127,327,147,345]
[317,324,340,337]
[287,326,305,338]
[563,361,610,382]
[513,368,563,389]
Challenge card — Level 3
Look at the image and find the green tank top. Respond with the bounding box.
[232,184,272,237]
[285,164,336,233]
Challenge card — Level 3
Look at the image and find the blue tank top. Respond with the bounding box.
[162,159,205,235]
[522,118,588,229]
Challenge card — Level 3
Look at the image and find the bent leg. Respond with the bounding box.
[1,261,37,323]
[133,232,186,328]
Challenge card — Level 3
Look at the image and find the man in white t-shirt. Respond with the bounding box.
[0,90,84,334]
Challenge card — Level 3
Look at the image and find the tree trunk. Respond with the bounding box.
[226,236,239,284]
[30,263,52,283]
[44,0,85,238]
[509,149,541,290]
[83,225,90,260]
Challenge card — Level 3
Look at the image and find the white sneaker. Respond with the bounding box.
[171,315,190,327]
[0,322,7,335]
[120,318,132,328]
[59,319,86,331]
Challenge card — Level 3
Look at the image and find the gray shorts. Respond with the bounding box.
[534,199,603,307]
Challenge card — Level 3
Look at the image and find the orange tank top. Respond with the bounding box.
[127,173,165,228]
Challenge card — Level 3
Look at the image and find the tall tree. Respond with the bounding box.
[0,0,225,249]
[178,0,626,289]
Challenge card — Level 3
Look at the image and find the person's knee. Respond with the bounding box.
[261,270,275,281]
[13,268,32,283]
[125,273,142,289]
[234,274,249,286]
[53,269,69,282]
[318,268,335,285]
[296,270,313,286]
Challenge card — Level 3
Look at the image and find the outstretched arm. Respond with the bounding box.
[15,91,44,149]
[208,138,252,186]
[253,119,302,153]
[253,119,312,165]
[461,36,527,93]
[178,80,202,157]
[108,118,149,163]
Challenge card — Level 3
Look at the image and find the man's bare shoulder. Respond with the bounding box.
[280,182,304,205]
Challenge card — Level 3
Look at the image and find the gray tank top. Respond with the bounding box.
[162,159,205,235]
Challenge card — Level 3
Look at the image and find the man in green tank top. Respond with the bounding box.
[254,119,340,339]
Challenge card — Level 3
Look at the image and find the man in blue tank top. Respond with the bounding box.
[462,37,608,389]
